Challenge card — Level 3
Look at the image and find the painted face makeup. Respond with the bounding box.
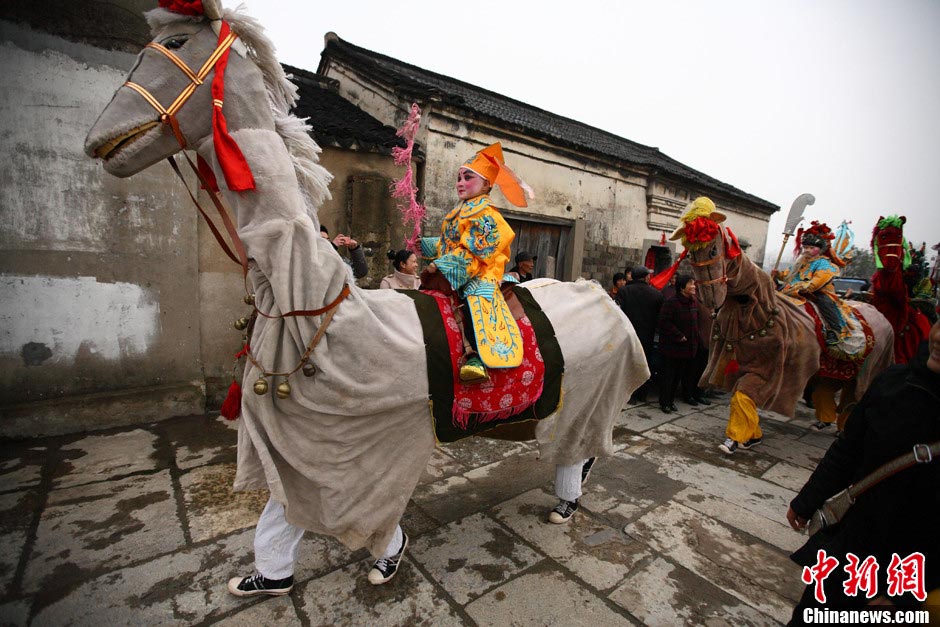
[456,168,489,201]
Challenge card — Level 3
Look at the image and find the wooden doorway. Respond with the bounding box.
[504,215,573,280]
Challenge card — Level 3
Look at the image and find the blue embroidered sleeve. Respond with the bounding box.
[435,253,469,290]
[420,237,441,259]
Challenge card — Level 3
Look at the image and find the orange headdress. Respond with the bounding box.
[461,143,534,208]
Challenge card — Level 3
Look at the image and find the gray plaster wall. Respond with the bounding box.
[0,20,205,437]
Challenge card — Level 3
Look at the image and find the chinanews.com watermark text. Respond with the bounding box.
[802,607,929,624]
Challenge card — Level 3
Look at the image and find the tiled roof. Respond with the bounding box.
[284,64,408,155]
[318,34,777,213]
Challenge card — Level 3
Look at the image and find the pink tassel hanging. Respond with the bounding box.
[390,104,427,254]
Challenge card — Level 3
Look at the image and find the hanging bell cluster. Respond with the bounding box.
[251,376,293,399]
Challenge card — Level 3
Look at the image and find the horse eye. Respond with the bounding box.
[163,37,187,50]
[709,246,718,258]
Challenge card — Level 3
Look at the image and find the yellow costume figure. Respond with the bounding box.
[780,221,854,346]
[422,143,534,380]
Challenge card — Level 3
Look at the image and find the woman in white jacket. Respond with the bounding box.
[379,249,420,290]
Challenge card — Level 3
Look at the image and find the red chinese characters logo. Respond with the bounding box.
[843,553,879,599]
[800,551,927,603]
[886,552,927,602]
[802,550,840,603]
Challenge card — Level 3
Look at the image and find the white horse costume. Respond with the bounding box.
[84,0,648,571]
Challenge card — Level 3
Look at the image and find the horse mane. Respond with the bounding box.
[145,7,333,217]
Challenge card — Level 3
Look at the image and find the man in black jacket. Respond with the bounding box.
[785,318,940,622]
[616,266,664,403]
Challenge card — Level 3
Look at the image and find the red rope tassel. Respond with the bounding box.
[220,380,242,420]
[724,359,739,376]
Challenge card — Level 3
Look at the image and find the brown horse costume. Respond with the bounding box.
[671,198,893,449]
[870,215,931,364]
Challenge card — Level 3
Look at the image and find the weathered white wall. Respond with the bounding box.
[0,22,205,437]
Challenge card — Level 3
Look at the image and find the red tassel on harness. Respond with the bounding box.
[650,249,688,290]
[220,380,242,420]
[724,359,739,376]
[211,22,255,191]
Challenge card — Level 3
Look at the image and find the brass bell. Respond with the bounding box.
[726,343,734,352]
[759,329,768,337]
[767,319,775,328]
[234,317,249,331]
[748,334,755,341]
[244,294,255,305]
[301,362,316,377]
[276,380,291,399]
[712,333,720,341]
[253,378,269,395]
[772,307,780,315]
[710,311,717,319]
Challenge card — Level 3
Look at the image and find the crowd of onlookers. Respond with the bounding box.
[611,265,715,413]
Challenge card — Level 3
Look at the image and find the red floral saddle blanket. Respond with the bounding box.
[402,285,564,443]
[803,304,875,380]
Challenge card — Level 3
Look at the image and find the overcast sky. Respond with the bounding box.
[243,0,940,266]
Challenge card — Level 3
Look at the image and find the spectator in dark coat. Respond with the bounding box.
[320,225,368,279]
[785,319,940,621]
[657,275,700,413]
[616,266,664,402]
[509,250,536,282]
[690,296,715,404]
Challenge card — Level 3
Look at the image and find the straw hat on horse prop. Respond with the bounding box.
[670,198,893,454]
[84,0,649,592]
[870,215,931,364]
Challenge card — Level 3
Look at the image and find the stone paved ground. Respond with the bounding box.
[0,394,834,626]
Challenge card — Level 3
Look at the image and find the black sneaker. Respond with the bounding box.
[368,532,408,585]
[685,398,700,407]
[227,573,294,597]
[719,438,738,455]
[695,396,712,406]
[548,499,579,524]
[811,420,832,431]
[740,437,763,450]
[660,405,673,414]
[580,457,597,485]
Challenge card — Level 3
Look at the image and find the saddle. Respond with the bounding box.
[402,273,564,443]
[803,303,875,380]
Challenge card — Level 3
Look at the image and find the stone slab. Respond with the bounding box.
[674,487,803,553]
[762,461,813,493]
[213,595,299,626]
[32,528,354,624]
[410,512,542,605]
[411,451,553,524]
[296,559,464,626]
[419,447,468,485]
[24,470,185,594]
[465,564,629,626]
[581,454,687,528]
[491,488,650,591]
[52,429,159,488]
[626,501,802,623]
[0,599,31,626]
[0,489,39,593]
[179,463,268,542]
[641,447,796,523]
[616,405,681,433]
[163,415,237,471]
[642,423,776,477]
[610,556,779,626]
[438,435,533,469]
[0,446,46,493]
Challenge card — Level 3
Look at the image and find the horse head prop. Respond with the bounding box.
[871,215,910,274]
[669,196,743,310]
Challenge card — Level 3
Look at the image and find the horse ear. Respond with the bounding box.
[724,227,742,260]
[900,216,906,225]
[203,0,223,20]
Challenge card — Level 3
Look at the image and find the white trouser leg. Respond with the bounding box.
[380,525,404,559]
[254,498,304,580]
[554,460,586,502]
